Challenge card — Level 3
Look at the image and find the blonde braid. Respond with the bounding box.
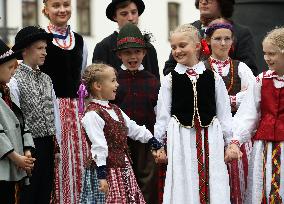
[264,27,284,54]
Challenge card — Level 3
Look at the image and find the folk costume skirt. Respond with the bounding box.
[163,117,231,204]
[52,98,90,204]
[245,141,284,204]
[106,157,146,204]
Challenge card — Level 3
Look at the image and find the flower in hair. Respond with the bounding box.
[201,39,211,56]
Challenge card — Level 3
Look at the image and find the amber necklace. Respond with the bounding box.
[209,57,234,93]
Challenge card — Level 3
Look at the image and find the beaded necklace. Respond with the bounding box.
[47,25,73,50]
[209,57,234,93]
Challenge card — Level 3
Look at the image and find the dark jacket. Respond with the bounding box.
[92,31,160,80]
[163,20,257,76]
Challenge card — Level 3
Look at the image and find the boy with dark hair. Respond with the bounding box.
[92,0,160,79]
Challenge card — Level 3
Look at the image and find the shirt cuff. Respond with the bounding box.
[148,137,163,150]
[96,165,107,179]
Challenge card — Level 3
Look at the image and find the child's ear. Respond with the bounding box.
[92,81,102,91]
[116,51,122,60]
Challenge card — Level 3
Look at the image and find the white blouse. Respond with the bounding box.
[81,99,153,167]
[154,62,233,144]
[233,70,284,144]
[210,57,255,107]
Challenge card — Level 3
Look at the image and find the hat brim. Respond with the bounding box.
[0,49,22,65]
[12,32,53,56]
[114,43,149,52]
[106,0,145,22]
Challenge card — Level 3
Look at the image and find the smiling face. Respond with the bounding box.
[22,40,48,69]
[117,48,146,71]
[113,2,139,29]
[263,39,284,76]
[208,28,233,60]
[0,59,18,84]
[94,67,119,101]
[44,0,71,27]
[170,32,200,67]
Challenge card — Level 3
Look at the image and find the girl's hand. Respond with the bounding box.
[155,148,168,164]
[224,144,242,163]
[99,179,109,194]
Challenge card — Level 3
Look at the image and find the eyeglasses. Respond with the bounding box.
[211,37,233,44]
[199,0,214,4]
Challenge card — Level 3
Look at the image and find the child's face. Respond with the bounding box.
[170,32,200,67]
[117,48,146,71]
[44,0,71,27]
[95,67,119,101]
[0,59,17,84]
[114,2,139,29]
[263,40,284,75]
[23,40,47,69]
[208,28,233,60]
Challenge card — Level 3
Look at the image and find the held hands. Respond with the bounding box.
[224,143,243,163]
[99,179,109,194]
[152,147,167,164]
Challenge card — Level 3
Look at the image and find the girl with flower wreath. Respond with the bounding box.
[40,0,90,203]
[154,23,234,204]
[204,18,255,204]
[226,27,284,203]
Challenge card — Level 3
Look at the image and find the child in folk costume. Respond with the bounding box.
[81,63,166,204]
[9,26,61,204]
[226,27,284,203]
[0,39,35,204]
[154,23,234,204]
[204,19,255,203]
[40,0,89,203]
[113,23,160,204]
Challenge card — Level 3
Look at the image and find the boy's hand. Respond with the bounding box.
[99,179,109,194]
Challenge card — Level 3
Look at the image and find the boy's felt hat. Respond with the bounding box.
[0,39,21,65]
[116,23,147,51]
[106,0,145,22]
[12,26,53,59]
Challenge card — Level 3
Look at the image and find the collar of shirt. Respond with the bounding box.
[174,62,205,75]
[120,64,144,71]
[20,62,40,73]
[91,98,110,106]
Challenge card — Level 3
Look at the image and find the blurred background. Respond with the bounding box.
[0,0,283,75]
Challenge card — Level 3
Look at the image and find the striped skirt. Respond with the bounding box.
[51,98,90,204]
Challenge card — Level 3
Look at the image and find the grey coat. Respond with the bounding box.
[0,97,34,181]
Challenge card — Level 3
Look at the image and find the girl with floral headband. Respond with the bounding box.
[204,18,255,204]
[40,0,89,203]
[154,23,234,204]
[226,27,284,203]
[81,63,166,204]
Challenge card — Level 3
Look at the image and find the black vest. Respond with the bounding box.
[171,69,216,127]
[40,33,83,98]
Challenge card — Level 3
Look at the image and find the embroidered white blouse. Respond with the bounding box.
[210,57,255,107]
[81,99,153,167]
[232,70,284,144]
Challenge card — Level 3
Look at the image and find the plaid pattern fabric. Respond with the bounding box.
[114,70,159,133]
[0,84,12,108]
[79,164,105,204]
[107,158,146,204]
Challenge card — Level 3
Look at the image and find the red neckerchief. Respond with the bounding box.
[0,83,13,108]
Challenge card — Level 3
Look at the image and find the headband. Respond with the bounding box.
[205,23,233,37]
